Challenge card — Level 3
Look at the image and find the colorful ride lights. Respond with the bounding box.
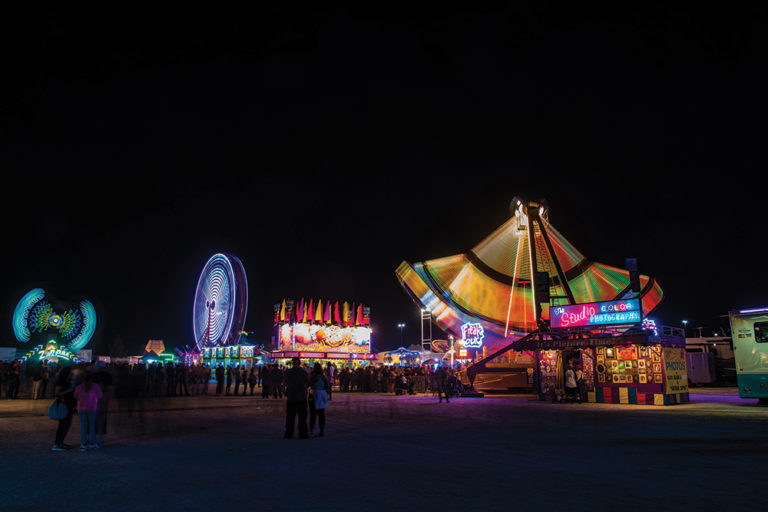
[550,299,642,328]
[12,288,96,351]
[193,253,248,350]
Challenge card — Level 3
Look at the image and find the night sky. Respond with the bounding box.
[1,6,766,355]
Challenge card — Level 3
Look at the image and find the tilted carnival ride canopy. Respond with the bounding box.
[396,198,663,353]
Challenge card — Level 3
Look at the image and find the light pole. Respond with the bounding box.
[397,323,405,346]
[682,319,688,337]
[449,335,454,368]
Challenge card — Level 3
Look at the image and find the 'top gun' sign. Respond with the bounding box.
[461,322,485,349]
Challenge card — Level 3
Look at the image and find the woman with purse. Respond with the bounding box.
[308,363,329,437]
[52,366,76,451]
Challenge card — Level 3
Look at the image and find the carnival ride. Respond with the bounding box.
[12,288,96,352]
[193,253,248,351]
[396,197,665,393]
[396,198,663,352]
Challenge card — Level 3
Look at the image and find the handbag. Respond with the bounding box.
[48,398,68,420]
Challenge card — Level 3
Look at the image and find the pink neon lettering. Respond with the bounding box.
[559,305,596,327]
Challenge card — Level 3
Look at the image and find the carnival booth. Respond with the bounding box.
[271,298,375,367]
[380,347,421,366]
[201,344,270,369]
[470,300,689,405]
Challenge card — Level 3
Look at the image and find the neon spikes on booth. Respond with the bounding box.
[315,300,323,323]
[342,301,350,326]
[356,304,363,326]
[324,300,331,324]
[333,301,341,324]
[307,299,314,323]
[279,299,286,322]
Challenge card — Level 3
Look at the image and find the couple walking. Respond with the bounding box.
[284,357,329,439]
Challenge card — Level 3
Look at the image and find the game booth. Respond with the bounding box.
[271,298,375,367]
[201,344,270,369]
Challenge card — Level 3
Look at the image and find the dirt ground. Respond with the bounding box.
[1,388,767,511]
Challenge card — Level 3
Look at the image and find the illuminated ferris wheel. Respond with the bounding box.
[193,253,248,351]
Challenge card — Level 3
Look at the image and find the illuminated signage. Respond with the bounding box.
[299,352,325,358]
[460,322,485,349]
[550,299,642,328]
[326,353,351,359]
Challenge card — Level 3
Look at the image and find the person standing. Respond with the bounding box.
[437,366,450,403]
[225,365,233,396]
[32,362,44,400]
[261,365,272,398]
[575,362,585,404]
[326,363,335,399]
[92,366,114,449]
[5,360,20,399]
[74,375,102,451]
[203,365,211,395]
[52,366,76,451]
[272,365,284,399]
[564,357,578,403]
[308,363,329,437]
[166,362,176,397]
[177,363,189,396]
[247,367,257,395]
[215,364,225,395]
[233,364,242,396]
[283,357,309,439]
[40,363,51,398]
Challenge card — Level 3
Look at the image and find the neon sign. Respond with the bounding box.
[550,299,642,328]
[460,322,485,349]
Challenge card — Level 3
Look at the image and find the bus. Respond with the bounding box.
[728,308,768,404]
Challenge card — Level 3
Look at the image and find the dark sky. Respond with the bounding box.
[1,6,766,354]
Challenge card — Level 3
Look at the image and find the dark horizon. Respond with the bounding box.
[2,6,766,355]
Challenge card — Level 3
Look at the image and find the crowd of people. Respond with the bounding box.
[2,357,467,451]
[2,359,465,402]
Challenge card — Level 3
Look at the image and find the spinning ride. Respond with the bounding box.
[396,198,664,353]
[193,253,248,351]
[12,288,96,351]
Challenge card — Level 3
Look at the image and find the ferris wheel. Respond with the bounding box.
[193,253,248,351]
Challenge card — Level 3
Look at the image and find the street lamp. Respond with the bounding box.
[682,319,688,336]
[397,323,405,346]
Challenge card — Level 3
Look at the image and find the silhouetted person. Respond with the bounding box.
[283,357,309,439]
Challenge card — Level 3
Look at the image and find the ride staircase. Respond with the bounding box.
[462,329,542,396]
